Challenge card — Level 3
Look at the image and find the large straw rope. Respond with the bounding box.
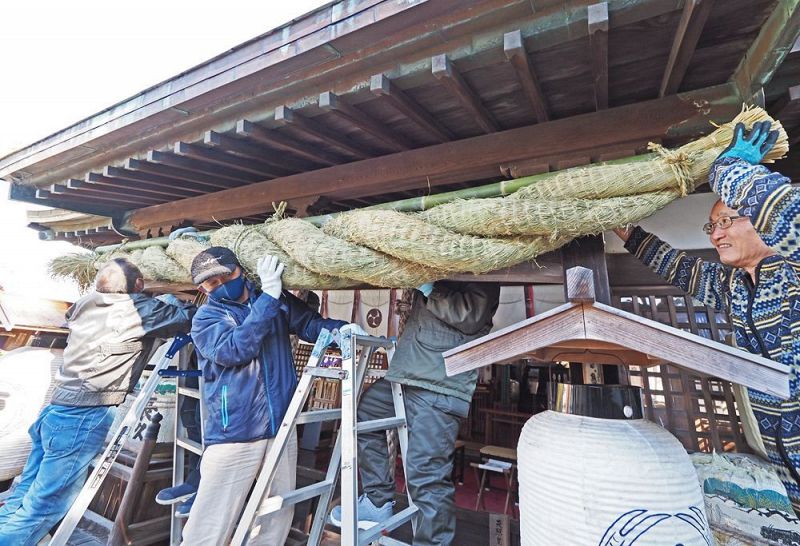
[49,106,788,290]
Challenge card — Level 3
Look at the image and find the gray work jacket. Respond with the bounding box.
[386,282,500,403]
[51,292,195,407]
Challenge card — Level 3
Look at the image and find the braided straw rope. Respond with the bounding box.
[49,106,788,290]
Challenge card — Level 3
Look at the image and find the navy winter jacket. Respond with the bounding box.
[191,283,346,446]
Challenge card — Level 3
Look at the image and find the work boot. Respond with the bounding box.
[156,482,197,505]
[328,494,394,529]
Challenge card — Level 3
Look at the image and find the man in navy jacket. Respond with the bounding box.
[181,248,355,545]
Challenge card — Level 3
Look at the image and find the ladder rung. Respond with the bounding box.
[357,417,406,434]
[353,335,395,349]
[297,409,341,424]
[304,367,347,380]
[177,386,200,399]
[377,537,412,546]
[358,506,418,546]
[176,437,203,455]
[256,480,335,517]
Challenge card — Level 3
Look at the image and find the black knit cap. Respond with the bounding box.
[191,246,240,285]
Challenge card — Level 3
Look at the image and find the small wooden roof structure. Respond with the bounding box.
[0,292,70,333]
[443,267,789,399]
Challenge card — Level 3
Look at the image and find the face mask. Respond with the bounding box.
[208,275,245,302]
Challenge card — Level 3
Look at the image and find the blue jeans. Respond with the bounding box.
[0,404,115,545]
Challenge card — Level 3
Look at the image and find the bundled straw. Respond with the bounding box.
[48,106,789,290]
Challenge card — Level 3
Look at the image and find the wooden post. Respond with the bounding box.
[560,235,621,384]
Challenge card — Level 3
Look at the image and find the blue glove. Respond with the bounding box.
[717,121,779,165]
[417,282,434,297]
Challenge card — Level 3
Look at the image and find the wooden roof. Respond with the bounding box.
[2,0,800,245]
[0,292,70,333]
[443,267,790,398]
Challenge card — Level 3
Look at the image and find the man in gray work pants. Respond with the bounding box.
[330,281,500,546]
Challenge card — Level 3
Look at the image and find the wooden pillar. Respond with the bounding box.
[560,234,622,384]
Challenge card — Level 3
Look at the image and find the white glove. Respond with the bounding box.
[257,254,284,299]
[339,323,368,338]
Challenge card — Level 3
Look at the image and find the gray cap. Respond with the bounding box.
[191,246,240,284]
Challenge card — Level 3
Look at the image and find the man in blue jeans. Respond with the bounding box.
[0,258,195,545]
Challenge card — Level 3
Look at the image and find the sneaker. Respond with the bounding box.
[156,482,197,505]
[328,494,394,530]
[174,494,195,519]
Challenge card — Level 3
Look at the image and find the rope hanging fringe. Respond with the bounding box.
[49,106,788,290]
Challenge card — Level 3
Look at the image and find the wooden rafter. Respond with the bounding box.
[119,83,741,233]
[50,182,159,206]
[173,142,283,178]
[588,2,609,110]
[432,54,499,133]
[659,0,715,97]
[503,30,549,123]
[236,120,342,166]
[731,0,800,99]
[274,105,371,160]
[147,150,257,184]
[370,74,453,143]
[37,186,141,207]
[318,91,411,152]
[203,131,301,175]
[125,158,239,190]
[103,166,206,195]
[87,172,195,200]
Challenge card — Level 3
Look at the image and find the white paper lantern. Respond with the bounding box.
[518,385,711,546]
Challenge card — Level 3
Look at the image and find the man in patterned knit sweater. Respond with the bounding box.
[614,120,800,514]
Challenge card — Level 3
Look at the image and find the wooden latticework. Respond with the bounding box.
[612,286,748,453]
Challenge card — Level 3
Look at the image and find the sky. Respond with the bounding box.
[0,0,328,301]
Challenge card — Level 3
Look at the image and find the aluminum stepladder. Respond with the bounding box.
[230,328,417,546]
[166,346,206,545]
[49,334,193,546]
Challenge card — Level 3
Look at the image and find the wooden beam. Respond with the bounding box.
[125,158,239,190]
[560,233,614,383]
[121,83,742,232]
[772,84,800,127]
[659,0,715,97]
[147,150,258,184]
[370,74,452,143]
[431,54,499,133]
[318,91,411,152]
[274,105,371,160]
[588,2,609,111]
[236,120,342,166]
[203,131,306,174]
[503,30,549,123]
[731,0,800,99]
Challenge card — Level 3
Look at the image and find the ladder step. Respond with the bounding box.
[358,506,418,546]
[297,409,341,424]
[256,480,335,517]
[177,386,200,399]
[304,367,348,380]
[176,437,203,455]
[357,417,406,434]
[376,536,412,546]
[353,335,395,349]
